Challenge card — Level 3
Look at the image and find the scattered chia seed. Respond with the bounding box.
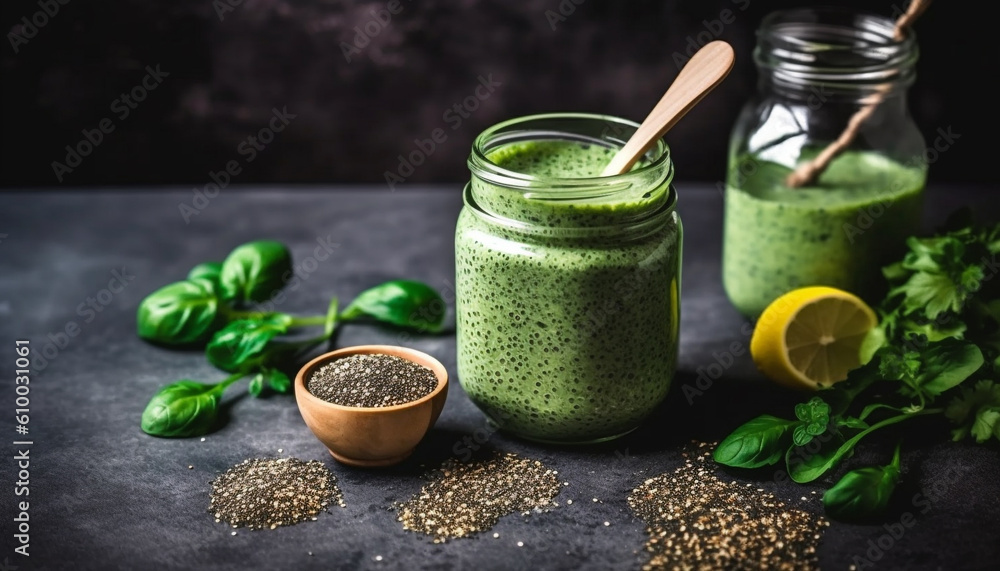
[627,442,827,571]
[396,452,561,542]
[209,457,345,531]
[307,354,438,408]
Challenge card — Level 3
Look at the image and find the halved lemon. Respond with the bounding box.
[750,286,877,390]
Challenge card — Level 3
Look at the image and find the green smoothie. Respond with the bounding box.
[722,150,926,317]
[456,140,681,443]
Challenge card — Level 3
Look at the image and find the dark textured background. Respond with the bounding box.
[1,0,994,187]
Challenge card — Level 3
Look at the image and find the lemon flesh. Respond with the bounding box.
[751,287,877,390]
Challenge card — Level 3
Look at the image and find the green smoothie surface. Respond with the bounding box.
[737,151,925,206]
[476,140,666,227]
[487,140,622,178]
[722,150,926,317]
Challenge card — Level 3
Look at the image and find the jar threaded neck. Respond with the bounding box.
[754,7,918,99]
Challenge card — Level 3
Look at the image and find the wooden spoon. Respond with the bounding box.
[601,41,735,176]
[785,0,931,187]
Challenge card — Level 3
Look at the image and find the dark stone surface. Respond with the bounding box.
[0,0,993,187]
[0,185,998,570]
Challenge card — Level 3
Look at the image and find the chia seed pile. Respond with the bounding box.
[307,353,438,408]
[209,457,345,530]
[397,452,562,542]
[628,443,827,570]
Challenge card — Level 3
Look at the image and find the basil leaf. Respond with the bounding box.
[206,316,292,373]
[837,416,870,430]
[859,326,886,365]
[340,280,446,332]
[267,369,292,394]
[713,415,798,468]
[786,432,848,483]
[917,342,984,396]
[858,403,904,421]
[220,240,293,304]
[324,297,340,337]
[187,262,223,284]
[795,397,831,425]
[789,397,832,447]
[823,445,901,521]
[792,425,813,447]
[140,380,223,437]
[137,278,220,345]
[248,373,265,397]
[820,361,880,417]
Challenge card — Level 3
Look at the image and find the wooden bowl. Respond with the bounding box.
[294,345,448,467]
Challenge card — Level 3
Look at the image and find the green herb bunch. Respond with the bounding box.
[715,217,1000,521]
[137,240,446,438]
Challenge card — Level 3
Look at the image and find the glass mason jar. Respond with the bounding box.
[455,113,682,444]
[722,7,928,317]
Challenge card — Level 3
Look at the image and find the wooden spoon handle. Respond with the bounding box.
[602,41,735,176]
[601,41,736,176]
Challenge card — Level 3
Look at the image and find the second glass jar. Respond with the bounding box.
[455,113,682,444]
[723,7,928,317]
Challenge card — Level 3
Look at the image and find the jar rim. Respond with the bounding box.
[468,112,674,199]
[462,182,678,240]
[755,6,918,89]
